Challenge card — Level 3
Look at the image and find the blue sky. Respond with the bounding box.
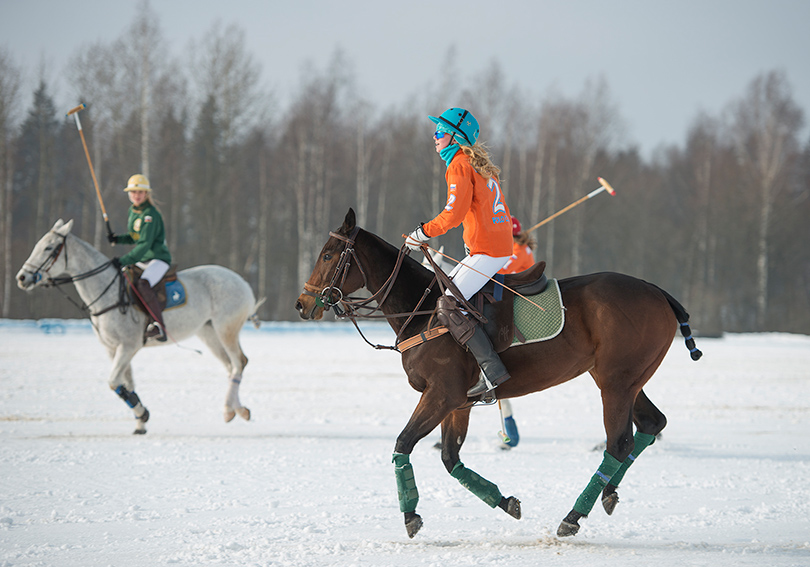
[2,0,809,157]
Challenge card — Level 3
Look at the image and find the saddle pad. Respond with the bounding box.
[165,279,187,310]
[511,278,564,345]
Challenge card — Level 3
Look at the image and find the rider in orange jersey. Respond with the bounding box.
[498,216,536,275]
[405,107,513,397]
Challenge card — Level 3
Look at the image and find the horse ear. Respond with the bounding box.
[52,219,64,231]
[341,208,356,234]
[56,219,74,236]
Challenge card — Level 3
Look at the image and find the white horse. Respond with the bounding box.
[420,245,448,273]
[16,219,263,434]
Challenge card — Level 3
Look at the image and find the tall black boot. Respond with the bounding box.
[136,279,167,342]
[464,325,511,396]
[436,295,510,397]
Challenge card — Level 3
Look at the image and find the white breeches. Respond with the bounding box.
[446,254,511,300]
[136,259,169,287]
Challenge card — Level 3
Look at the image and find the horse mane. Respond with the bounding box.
[357,229,442,332]
[66,230,110,266]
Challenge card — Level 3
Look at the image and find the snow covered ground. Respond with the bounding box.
[1,320,809,566]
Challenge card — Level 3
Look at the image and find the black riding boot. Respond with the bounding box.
[464,325,511,396]
[436,295,511,397]
[136,279,167,342]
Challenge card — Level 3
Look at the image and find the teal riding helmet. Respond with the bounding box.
[429,107,479,146]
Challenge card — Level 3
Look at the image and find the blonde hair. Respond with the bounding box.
[515,232,537,250]
[460,141,501,179]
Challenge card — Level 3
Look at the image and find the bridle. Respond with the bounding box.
[301,226,440,350]
[23,230,131,317]
[22,231,68,285]
[301,226,365,315]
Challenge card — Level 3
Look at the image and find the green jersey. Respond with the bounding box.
[114,202,172,266]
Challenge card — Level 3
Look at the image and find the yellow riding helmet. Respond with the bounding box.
[124,174,152,192]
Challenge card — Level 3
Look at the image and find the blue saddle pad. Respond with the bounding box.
[165,279,187,310]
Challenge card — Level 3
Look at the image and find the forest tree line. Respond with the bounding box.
[1,5,809,333]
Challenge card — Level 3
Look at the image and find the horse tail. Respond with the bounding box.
[250,297,267,329]
[648,282,703,361]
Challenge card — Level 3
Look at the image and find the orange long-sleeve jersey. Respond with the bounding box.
[422,151,513,257]
[498,241,535,274]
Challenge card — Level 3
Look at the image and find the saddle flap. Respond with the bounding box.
[124,263,179,313]
[479,261,548,353]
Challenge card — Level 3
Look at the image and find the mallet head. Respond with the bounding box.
[598,177,617,196]
[66,103,86,117]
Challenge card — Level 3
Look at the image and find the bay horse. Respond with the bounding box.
[295,208,702,539]
[17,219,263,434]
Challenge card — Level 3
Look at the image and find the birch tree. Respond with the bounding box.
[189,21,267,269]
[728,70,804,329]
[0,48,21,317]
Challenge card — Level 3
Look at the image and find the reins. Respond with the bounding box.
[302,227,442,350]
[29,231,132,322]
[304,228,551,353]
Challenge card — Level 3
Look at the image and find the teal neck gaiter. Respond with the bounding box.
[440,144,460,167]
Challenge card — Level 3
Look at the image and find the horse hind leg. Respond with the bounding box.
[558,389,635,537]
[197,322,250,422]
[601,389,666,516]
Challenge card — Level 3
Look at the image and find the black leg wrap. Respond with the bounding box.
[115,385,141,408]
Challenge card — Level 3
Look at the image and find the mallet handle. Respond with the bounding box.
[68,103,109,223]
[525,177,617,234]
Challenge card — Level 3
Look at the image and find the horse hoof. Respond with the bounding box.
[499,496,521,519]
[237,407,251,421]
[557,510,584,537]
[224,408,236,422]
[133,427,147,435]
[404,512,423,538]
[602,491,619,516]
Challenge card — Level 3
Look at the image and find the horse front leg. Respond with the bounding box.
[440,407,521,520]
[392,387,461,538]
[107,344,149,434]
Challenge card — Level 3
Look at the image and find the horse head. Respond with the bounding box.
[296,208,367,320]
[17,219,74,291]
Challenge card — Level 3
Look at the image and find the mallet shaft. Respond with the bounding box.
[525,177,617,234]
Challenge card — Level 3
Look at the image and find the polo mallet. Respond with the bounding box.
[66,103,114,240]
[525,177,617,234]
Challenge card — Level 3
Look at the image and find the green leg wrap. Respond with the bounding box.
[607,431,656,487]
[392,453,419,513]
[573,451,623,516]
[450,461,502,508]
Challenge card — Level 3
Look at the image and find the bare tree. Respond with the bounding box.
[284,55,350,291]
[188,21,268,269]
[67,39,136,245]
[728,70,804,329]
[0,48,22,317]
[121,0,166,176]
[568,77,622,274]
